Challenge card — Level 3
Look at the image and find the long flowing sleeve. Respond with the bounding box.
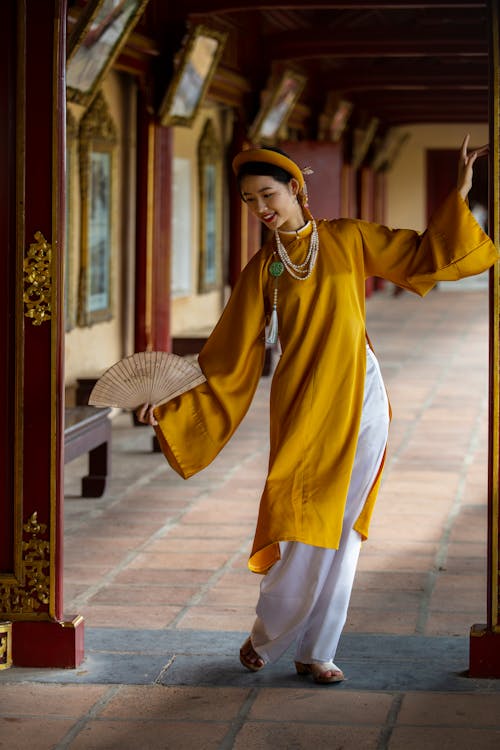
[361,190,498,295]
[153,251,267,479]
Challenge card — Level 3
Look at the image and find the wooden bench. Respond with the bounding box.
[64,406,111,497]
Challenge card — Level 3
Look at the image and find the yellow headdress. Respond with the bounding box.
[232,148,305,190]
[232,148,314,209]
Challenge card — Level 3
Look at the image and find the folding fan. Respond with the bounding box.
[88,351,206,409]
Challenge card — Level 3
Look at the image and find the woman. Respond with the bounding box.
[138,135,497,683]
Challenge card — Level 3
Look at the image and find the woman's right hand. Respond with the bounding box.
[457,134,488,201]
[135,403,158,426]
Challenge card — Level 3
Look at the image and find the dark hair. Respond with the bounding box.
[236,146,294,190]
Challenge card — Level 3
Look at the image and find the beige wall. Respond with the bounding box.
[170,105,227,335]
[65,71,136,385]
[386,123,488,231]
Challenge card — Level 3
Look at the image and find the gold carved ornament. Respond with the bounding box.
[0,512,50,616]
[23,231,52,325]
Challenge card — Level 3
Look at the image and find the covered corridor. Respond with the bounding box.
[2,284,500,749]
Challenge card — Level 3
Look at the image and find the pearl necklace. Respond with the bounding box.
[274,219,319,280]
[265,219,320,345]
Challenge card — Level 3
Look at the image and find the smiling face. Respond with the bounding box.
[239,174,305,232]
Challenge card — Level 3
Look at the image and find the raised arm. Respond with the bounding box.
[458,133,488,201]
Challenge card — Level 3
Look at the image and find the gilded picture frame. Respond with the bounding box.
[159,25,227,128]
[77,93,118,327]
[249,69,307,143]
[67,0,149,107]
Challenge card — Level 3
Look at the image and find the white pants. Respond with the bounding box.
[251,345,389,664]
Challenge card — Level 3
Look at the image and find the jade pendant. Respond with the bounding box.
[269,261,284,277]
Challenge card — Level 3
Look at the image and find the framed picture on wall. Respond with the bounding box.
[318,96,353,143]
[67,0,149,107]
[198,119,221,292]
[248,70,307,143]
[77,92,118,327]
[159,25,227,128]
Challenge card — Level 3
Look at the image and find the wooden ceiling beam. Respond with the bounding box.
[319,60,487,86]
[269,32,486,60]
[341,82,487,92]
[181,1,486,12]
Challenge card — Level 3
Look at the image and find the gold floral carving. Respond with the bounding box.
[0,512,50,615]
[23,231,52,325]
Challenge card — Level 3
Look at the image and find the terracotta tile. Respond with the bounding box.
[431,573,486,592]
[128,551,232,570]
[233,723,381,749]
[345,608,418,635]
[200,586,259,607]
[89,585,199,606]
[439,555,486,574]
[64,565,115,583]
[446,542,486,558]
[354,571,427,591]
[113,568,213,586]
[356,554,434,573]
[0,718,76,749]
[389,726,500,750]
[424,610,485,637]
[429,586,484,613]
[398,693,500,726]
[101,685,250,720]
[78,603,182,629]
[0,684,108,715]
[166,523,250,539]
[249,688,392,723]
[145,537,241,554]
[349,589,421,611]
[69,720,228,749]
[213,569,259,587]
[176,606,255,632]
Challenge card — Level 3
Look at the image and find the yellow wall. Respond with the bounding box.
[386,123,488,231]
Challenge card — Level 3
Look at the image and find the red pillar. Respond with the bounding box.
[0,0,83,667]
[135,95,173,353]
[469,0,500,678]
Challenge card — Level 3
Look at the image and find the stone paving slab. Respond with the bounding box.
[2,629,500,693]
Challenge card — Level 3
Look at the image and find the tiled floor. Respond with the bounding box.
[2,286,500,749]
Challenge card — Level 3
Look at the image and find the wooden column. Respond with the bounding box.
[135,94,172,353]
[372,171,386,291]
[341,163,357,219]
[359,167,375,297]
[228,122,248,287]
[469,0,500,678]
[0,0,83,667]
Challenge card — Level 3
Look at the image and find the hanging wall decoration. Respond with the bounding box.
[248,69,307,143]
[67,0,149,107]
[77,92,118,327]
[159,24,227,128]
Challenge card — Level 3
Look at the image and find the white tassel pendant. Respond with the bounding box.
[266,304,279,345]
[266,260,284,346]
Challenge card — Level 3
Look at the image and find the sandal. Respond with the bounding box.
[239,637,265,672]
[295,660,345,684]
